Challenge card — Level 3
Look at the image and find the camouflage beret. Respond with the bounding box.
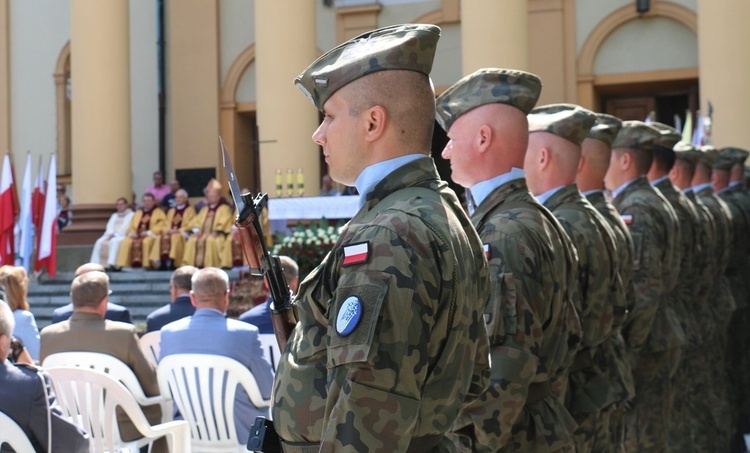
[435,68,542,131]
[650,122,683,149]
[586,113,623,146]
[698,145,719,167]
[673,141,701,164]
[611,121,662,151]
[721,146,750,166]
[713,149,736,171]
[528,104,596,145]
[294,24,440,111]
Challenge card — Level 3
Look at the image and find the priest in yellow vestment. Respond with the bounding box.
[115,193,168,269]
[148,189,196,270]
[182,179,234,268]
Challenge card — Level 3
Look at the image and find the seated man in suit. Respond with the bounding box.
[239,255,299,335]
[146,265,198,333]
[0,300,90,452]
[39,271,165,452]
[160,267,274,443]
[49,263,132,325]
[116,193,168,270]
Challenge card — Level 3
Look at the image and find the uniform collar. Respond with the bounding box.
[469,167,525,208]
[355,154,426,209]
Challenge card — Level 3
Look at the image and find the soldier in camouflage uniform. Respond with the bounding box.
[603,121,685,453]
[578,113,635,453]
[271,24,492,452]
[525,104,620,453]
[645,124,704,451]
[713,148,750,430]
[435,68,581,452]
[669,143,722,451]
[720,147,750,423]
[689,145,735,450]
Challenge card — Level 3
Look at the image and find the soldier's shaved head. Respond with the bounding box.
[577,137,612,192]
[525,132,581,195]
[342,70,435,151]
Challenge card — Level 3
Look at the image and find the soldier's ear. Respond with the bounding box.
[476,125,492,154]
[363,105,387,142]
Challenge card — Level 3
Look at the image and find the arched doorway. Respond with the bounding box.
[577,2,698,125]
[219,44,260,192]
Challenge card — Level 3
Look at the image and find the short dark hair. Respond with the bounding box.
[652,144,676,172]
[615,148,653,174]
[171,266,198,291]
[143,193,156,201]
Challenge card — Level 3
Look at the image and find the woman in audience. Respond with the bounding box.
[0,266,40,361]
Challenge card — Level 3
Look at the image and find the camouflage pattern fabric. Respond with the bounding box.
[612,176,684,453]
[611,121,662,151]
[448,177,580,453]
[272,157,491,452]
[682,190,722,451]
[652,179,704,452]
[294,24,440,111]
[727,183,750,415]
[586,114,622,147]
[695,185,736,451]
[435,68,542,132]
[543,184,619,453]
[528,104,596,145]
[587,190,636,453]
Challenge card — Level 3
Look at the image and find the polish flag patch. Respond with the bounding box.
[483,243,491,260]
[621,214,633,225]
[343,241,370,266]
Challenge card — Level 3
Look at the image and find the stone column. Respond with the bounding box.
[461,0,528,75]
[698,0,750,147]
[66,0,131,245]
[255,0,320,197]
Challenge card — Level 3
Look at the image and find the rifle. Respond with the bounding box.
[220,137,298,352]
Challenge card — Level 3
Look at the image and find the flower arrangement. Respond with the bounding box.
[272,220,341,280]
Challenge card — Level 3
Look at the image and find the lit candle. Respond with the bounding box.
[297,168,305,196]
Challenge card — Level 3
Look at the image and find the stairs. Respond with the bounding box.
[27,269,242,330]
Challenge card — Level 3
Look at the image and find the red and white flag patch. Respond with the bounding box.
[621,214,633,225]
[483,243,490,260]
[343,241,370,266]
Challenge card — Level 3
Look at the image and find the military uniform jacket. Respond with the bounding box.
[718,188,750,309]
[587,191,636,404]
[696,186,737,327]
[544,184,618,352]
[452,177,581,452]
[685,191,721,345]
[654,179,703,349]
[544,184,619,414]
[614,176,685,356]
[272,157,491,452]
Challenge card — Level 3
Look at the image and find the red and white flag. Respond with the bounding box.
[36,154,57,277]
[17,153,34,271]
[0,154,15,265]
[342,242,369,266]
[32,155,45,246]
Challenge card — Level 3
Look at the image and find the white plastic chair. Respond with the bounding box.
[42,351,172,423]
[0,411,35,453]
[157,354,271,453]
[46,367,190,453]
[257,333,281,372]
[139,331,162,368]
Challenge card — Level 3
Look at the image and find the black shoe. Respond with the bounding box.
[158,261,168,271]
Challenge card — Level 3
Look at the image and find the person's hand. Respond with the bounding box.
[130,233,138,239]
[9,337,32,365]
[107,234,115,240]
[211,232,218,238]
[140,231,148,238]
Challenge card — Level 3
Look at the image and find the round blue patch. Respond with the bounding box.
[336,296,362,337]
